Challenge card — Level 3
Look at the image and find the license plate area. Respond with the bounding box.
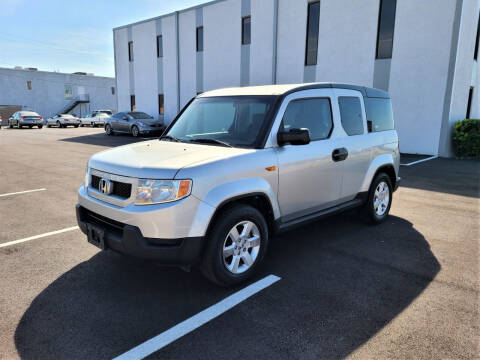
[87,224,106,250]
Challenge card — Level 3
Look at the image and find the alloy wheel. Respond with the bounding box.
[223,221,261,274]
[373,181,390,216]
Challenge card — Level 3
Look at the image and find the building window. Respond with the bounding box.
[130,95,135,111]
[376,0,397,59]
[26,80,32,90]
[158,94,164,115]
[111,87,115,95]
[242,16,251,45]
[128,41,134,62]
[196,26,204,52]
[466,87,474,119]
[305,1,320,66]
[474,14,479,61]
[157,35,163,58]
[338,97,364,136]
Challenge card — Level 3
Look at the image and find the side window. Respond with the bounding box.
[364,97,394,132]
[338,97,364,136]
[281,98,333,141]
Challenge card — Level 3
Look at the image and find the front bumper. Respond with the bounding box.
[138,125,166,134]
[76,205,205,264]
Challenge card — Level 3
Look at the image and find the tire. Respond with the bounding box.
[74,125,79,128]
[28,125,33,129]
[131,125,139,137]
[18,122,22,129]
[57,121,62,128]
[105,124,113,135]
[38,125,43,129]
[361,172,393,224]
[8,121,13,129]
[201,204,269,287]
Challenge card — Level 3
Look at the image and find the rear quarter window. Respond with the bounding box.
[364,97,394,132]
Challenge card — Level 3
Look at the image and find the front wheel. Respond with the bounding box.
[131,125,139,137]
[105,124,113,135]
[361,173,393,224]
[57,121,62,128]
[201,204,269,287]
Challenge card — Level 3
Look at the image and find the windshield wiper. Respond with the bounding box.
[189,138,233,147]
[159,135,180,142]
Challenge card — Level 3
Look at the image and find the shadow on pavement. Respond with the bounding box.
[15,212,440,359]
[399,158,480,198]
[59,132,150,147]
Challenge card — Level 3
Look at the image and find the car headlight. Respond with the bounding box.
[135,179,192,205]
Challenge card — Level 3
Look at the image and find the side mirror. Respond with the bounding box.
[277,128,311,146]
[122,116,128,121]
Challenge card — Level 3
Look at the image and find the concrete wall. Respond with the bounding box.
[179,10,197,108]
[389,0,457,155]
[114,28,130,115]
[203,0,241,91]
[0,67,116,121]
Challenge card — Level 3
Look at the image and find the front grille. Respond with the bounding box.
[91,174,132,199]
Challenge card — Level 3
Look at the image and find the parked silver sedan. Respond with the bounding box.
[80,112,110,127]
[104,111,165,137]
[8,111,44,129]
[46,114,81,128]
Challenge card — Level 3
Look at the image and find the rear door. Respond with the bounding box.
[332,89,372,199]
[273,89,344,221]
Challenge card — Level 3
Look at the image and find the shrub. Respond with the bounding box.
[452,119,480,158]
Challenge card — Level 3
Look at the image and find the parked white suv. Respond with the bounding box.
[77,83,400,286]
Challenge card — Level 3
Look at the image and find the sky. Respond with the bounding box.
[0,0,209,77]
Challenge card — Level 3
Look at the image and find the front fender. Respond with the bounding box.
[360,153,396,192]
[200,177,280,219]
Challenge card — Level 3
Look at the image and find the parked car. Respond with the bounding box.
[8,111,43,129]
[92,109,113,116]
[80,112,110,127]
[104,111,165,137]
[46,114,81,128]
[77,83,400,286]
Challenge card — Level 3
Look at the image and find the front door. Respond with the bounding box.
[275,90,343,222]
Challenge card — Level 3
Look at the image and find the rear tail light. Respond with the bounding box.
[40,116,43,120]
[21,116,26,119]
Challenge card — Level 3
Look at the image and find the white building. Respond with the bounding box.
[0,67,116,123]
[113,0,480,156]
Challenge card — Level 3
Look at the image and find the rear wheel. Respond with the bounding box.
[131,125,139,137]
[201,204,269,286]
[361,173,393,224]
[38,125,43,129]
[56,121,62,128]
[105,124,113,135]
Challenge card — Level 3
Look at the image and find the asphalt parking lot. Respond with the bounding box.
[0,126,478,360]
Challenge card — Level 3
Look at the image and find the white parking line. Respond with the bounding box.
[113,274,281,360]
[0,188,46,197]
[0,226,79,248]
[401,155,438,167]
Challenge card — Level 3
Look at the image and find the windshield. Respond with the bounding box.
[21,111,40,116]
[166,96,277,148]
[128,112,153,119]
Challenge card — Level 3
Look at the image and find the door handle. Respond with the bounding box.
[332,148,348,162]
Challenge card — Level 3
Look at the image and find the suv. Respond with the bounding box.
[77,83,400,286]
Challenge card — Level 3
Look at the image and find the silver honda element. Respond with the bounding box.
[77,83,400,286]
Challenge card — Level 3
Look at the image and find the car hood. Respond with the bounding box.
[88,140,253,179]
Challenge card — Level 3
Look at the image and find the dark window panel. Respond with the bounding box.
[196,26,204,52]
[364,97,394,132]
[159,94,165,115]
[130,95,135,112]
[111,87,115,95]
[157,35,163,58]
[305,1,320,66]
[128,41,134,62]
[376,0,397,59]
[338,97,364,136]
[242,16,251,45]
[466,87,474,119]
[474,14,479,60]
